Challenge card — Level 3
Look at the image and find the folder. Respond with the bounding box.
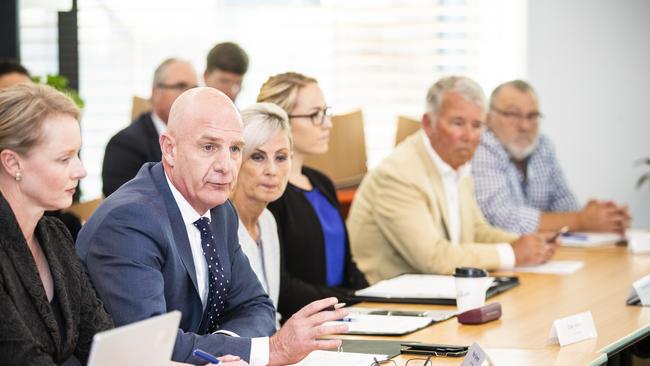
[353,274,519,305]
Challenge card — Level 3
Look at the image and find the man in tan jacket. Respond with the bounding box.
[347,76,557,284]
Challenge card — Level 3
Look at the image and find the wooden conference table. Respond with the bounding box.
[340,245,650,365]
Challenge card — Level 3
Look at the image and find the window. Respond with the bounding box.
[19,0,526,199]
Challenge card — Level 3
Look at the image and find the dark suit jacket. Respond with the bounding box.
[102,112,161,197]
[267,166,368,321]
[76,163,275,364]
[0,193,113,366]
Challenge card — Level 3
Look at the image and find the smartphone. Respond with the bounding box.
[400,342,469,357]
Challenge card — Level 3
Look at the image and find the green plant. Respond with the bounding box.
[637,157,650,190]
[32,74,84,109]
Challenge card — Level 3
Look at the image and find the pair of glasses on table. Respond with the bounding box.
[371,355,433,366]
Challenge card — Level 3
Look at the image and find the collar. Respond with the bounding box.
[164,171,211,226]
[421,130,470,182]
[151,112,167,136]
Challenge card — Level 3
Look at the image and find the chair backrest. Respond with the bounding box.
[131,95,151,121]
[395,115,421,146]
[303,109,367,188]
[65,198,103,224]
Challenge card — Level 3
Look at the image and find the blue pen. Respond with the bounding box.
[562,232,588,240]
[193,349,220,364]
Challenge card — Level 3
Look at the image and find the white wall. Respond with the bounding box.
[527,0,650,227]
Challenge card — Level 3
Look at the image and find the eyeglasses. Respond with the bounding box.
[490,105,543,125]
[156,82,197,92]
[288,106,333,126]
[370,356,433,366]
[211,78,242,95]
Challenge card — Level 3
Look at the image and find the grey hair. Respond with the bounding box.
[152,58,189,87]
[425,76,487,120]
[240,102,293,161]
[490,79,538,106]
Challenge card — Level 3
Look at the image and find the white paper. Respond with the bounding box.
[514,260,584,275]
[324,313,433,335]
[627,229,650,253]
[346,307,457,322]
[462,342,493,366]
[355,274,493,299]
[548,311,597,346]
[289,350,388,366]
[632,275,650,306]
[560,232,623,247]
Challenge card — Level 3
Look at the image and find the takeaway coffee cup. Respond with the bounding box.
[454,267,493,313]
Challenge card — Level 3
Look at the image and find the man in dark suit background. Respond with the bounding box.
[101,58,198,197]
[77,87,348,365]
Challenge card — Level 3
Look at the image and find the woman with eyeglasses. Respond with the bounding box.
[257,72,368,321]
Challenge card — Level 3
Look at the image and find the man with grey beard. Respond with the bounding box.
[472,80,630,234]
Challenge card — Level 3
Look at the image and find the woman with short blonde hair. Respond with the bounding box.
[231,102,292,327]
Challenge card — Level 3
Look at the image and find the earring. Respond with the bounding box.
[15,171,22,182]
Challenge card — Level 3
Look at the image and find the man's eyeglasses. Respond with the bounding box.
[212,78,242,95]
[156,82,197,92]
[491,105,543,125]
[370,355,433,366]
[288,106,333,126]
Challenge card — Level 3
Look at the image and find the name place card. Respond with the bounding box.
[461,342,493,366]
[630,275,650,306]
[628,230,650,254]
[548,311,597,346]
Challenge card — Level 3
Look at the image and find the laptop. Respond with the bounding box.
[87,311,181,366]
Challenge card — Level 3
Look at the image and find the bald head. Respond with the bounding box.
[167,87,242,136]
[160,87,244,214]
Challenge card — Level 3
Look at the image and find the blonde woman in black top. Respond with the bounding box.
[257,72,368,320]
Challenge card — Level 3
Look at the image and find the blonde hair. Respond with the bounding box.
[240,102,292,161]
[0,83,80,155]
[256,72,317,113]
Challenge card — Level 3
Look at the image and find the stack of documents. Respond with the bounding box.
[324,313,432,335]
[323,307,455,335]
[356,274,471,299]
[289,351,388,366]
[561,232,624,247]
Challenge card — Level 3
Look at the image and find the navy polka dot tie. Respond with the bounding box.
[193,217,229,333]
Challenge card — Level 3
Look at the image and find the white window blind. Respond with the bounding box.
[19,0,525,200]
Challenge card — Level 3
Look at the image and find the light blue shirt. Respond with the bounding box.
[472,129,579,234]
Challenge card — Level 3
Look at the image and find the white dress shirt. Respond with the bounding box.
[238,209,282,329]
[164,173,270,365]
[421,132,515,269]
[151,111,167,136]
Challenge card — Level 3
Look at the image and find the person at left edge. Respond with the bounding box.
[76,87,348,365]
[0,83,113,365]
